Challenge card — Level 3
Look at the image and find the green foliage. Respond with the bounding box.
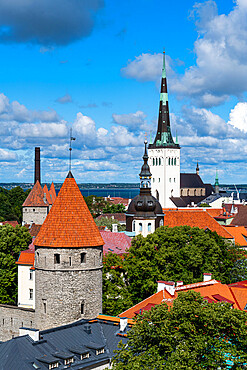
[0,186,30,223]
[198,203,211,207]
[95,217,126,232]
[83,195,108,218]
[102,202,126,214]
[112,291,247,369]
[103,253,132,316]
[0,225,32,304]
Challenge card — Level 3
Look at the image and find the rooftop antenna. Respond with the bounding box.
[69,128,76,172]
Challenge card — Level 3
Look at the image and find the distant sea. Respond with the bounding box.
[76,188,139,199]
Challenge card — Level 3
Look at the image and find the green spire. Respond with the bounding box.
[215,169,219,186]
[162,50,166,78]
[175,130,178,145]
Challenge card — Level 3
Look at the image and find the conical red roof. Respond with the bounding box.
[23,181,48,207]
[34,173,104,248]
[49,182,56,204]
[43,184,52,205]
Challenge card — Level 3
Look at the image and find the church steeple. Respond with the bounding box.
[214,169,219,194]
[149,51,179,149]
[139,140,152,194]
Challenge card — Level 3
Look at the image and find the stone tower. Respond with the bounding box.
[126,141,164,237]
[34,171,104,330]
[148,51,180,208]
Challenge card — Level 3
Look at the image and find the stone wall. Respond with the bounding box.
[35,246,103,330]
[0,304,35,341]
[22,206,48,225]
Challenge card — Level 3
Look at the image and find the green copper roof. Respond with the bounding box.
[215,169,219,186]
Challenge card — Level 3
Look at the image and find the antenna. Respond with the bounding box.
[69,128,76,172]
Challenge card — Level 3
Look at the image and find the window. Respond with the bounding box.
[29,270,33,280]
[160,219,164,227]
[169,178,171,182]
[29,289,33,300]
[30,321,32,327]
[33,209,35,212]
[153,158,155,165]
[36,252,39,264]
[43,302,46,314]
[81,302,85,314]
[81,253,86,263]
[81,353,90,360]
[153,178,155,183]
[96,348,105,355]
[156,158,158,165]
[168,158,171,165]
[64,358,74,366]
[54,254,60,264]
[11,317,13,326]
[171,158,173,165]
[99,251,102,262]
[174,158,176,165]
[139,223,142,232]
[159,158,161,165]
[49,363,59,370]
[148,223,151,232]
[2,319,4,326]
[174,178,176,183]
[133,221,135,232]
[69,257,72,266]
[158,178,160,182]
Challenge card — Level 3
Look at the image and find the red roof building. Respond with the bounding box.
[23,181,48,207]
[100,230,131,255]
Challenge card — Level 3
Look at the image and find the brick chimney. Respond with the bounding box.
[34,147,41,184]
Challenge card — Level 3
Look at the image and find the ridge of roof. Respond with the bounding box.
[34,176,104,248]
[22,181,48,207]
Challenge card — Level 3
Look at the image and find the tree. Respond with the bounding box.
[0,186,30,223]
[103,252,132,316]
[112,291,247,369]
[95,217,126,231]
[102,202,126,214]
[83,195,108,217]
[0,224,32,304]
[124,226,244,305]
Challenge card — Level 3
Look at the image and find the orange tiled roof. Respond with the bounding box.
[205,208,224,218]
[43,184,52,205]
[0,221,19,227]
[163,210,233,239]
[22,181,48,207]
[29,224,42,238]
[225,226,247,246]
[119,279,247,319]
[49,182,57,204]
[34,172,104,248]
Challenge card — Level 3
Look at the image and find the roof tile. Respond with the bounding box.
[22,181,48,207]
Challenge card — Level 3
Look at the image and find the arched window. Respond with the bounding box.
[139,223,142,232]
[148,223,151,232]
[159,158,161,165]
[174,158,176,165]
[171,158,173,166]
[168,158,171,165]
[156,158,158,165]
[153,158,155,166]
[133,221,135,232]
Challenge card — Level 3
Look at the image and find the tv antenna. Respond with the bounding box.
[69,128,76,171]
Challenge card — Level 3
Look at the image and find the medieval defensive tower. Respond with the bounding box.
[34,171,104,330]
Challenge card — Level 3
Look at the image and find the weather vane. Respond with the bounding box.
[69,128,76,172]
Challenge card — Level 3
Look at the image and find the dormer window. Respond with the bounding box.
[96,348,105,355]
[49,363,59,370]
[81,353,90,360]
[137,201,143,207]
[64,358,74,366]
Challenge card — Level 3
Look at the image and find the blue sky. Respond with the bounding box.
[0,0,246,184]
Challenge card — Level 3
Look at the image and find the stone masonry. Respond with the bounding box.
[0,305,35,341]
[22,206,49,225]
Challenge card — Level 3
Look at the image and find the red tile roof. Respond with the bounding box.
[100,230,131,255]
[43,184,52,205]
[22,181,48,207]
[34,173,104,248]
[0,221,18,227]
[163,210,233,239]
[49,182,57,204]
[16,240,35,266]
[29,224,42,238]
[119,278,247,318]
[231,206,247,227]
[107,197,129,207]
[225,226,247,246]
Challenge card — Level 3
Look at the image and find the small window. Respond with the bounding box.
[148,223,151,232]
[174,158,176,165]
[81,253,86,263]
[99,251,102,261]
[81,353,90,360]
[139,223,142,232]
[69,257,72,266]
[29,289,33,300]
[54,254,60,264]
[96,348,105,355]
[33,209,35,212]
[159,158,161,165]
[153,158,155,165]
[2,319,4,326]
[168,158,171,165]
[153,178,155,183]
[158,178,160,182]
[81,302,85,314]
[64,358,74,366]
[156,158,158,165]
[171,158,173,165]
[160,219,164,227]
[43,302,46,314]
[49,363,59,370]
[29,270,33,280]
[174,178,176,183]
[11,317,13,326]
[169,178,171,183]
[30,321,32,327]
[133,221,135,232]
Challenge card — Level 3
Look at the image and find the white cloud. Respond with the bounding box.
[228,102,247,132]
[0,148,17,162]
[15,122,68,138]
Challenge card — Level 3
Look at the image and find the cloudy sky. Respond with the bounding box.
[0,0,246,184]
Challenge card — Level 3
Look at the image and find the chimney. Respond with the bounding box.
[157,281,175,296]
[176,281,183,287]
[203,273,212,282]
[19,327,39,341]
[112,223,118,233]
[120,317,128,332]
[34,147,41,184]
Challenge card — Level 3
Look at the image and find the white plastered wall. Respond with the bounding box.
[18,265,35,309]
[134,219,155,238]
[149,147,180,208]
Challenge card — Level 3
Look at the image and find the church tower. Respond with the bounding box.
[34,171,104,330]
[148,52,180,208]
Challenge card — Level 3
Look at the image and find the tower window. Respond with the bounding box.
[69,257,72,266]
[168,158,171,165]
[153,158,155,166]
[43,302,47,314]
[54,254,60,264]
[139,223,143,232]
[158,178,160,182]
[81,253,86,263]
[153,178,155,183]
[171,158,173,166]
[174,158,176,165]
[81,302,85,314]
[29,289,33,300]
[148,223,151,232]
[174,178,176,182]
[159,158,161,165]
[169,178,171,182]
[156,158,158,165]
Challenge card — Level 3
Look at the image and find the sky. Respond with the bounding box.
[0,0,246,184]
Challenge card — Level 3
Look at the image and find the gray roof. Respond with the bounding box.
[0,318,129,369]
